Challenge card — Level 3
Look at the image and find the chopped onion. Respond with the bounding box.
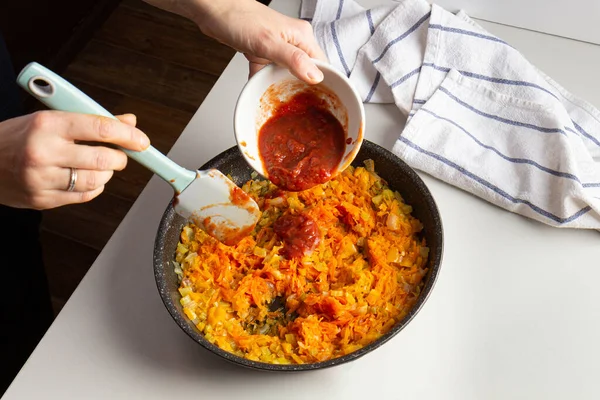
[253,247,267,257]
[173,261,183,281]
[268,196,285,207]
[184,252,198,264]
[386,247,399,263]
[386,213,400,231]
[258,324,271,335]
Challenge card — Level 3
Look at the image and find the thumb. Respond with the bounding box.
[266,43,324,84]
[115,113,137,127]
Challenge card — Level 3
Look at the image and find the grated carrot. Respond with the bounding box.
[174,161,428,364]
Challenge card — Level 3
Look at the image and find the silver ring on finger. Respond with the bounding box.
[67,168,78,192]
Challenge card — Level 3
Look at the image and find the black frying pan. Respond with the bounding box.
[153,140,444,371]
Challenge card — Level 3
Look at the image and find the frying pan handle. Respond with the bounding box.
[16,62,196,193]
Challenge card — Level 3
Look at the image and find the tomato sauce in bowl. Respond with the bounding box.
[257,91,346,192]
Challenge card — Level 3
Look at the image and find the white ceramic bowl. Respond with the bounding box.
[233,59,365,182]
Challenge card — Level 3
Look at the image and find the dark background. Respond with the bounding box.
[1,0,122,94]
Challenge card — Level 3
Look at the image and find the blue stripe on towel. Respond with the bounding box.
[364,72,381,102]
[331,0,350,76]
[398,136,592,223]
[423,63,450,73]
[420,108,588,183]
[422,63,559,99]
[330,21,351,76]
[573,121,600,148]
[416,69,599,148]
[418,64,600,149]
[564,127,581,137]
[438,87,567,135]
[335,0,344,19]
[391,66,422,88]
[366,9,375,34]
[372,12,431,64]
[429,25,508,45]
[459,71,558,99]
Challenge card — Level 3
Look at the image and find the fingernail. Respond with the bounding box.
[307,66,324,83]
[139,134,150,149]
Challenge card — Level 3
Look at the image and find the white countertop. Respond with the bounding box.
[4,1,600,399]
[436,0,600,45]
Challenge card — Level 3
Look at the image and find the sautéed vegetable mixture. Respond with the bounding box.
[174,160,429,364]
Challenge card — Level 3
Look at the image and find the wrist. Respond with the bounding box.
[187,0,232,32]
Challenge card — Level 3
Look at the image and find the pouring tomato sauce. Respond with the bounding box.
[257,90,346,192]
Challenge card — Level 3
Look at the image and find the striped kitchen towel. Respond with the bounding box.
[301,0,600,229]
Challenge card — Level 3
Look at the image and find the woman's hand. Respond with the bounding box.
[0,111,150,210]
[143,0,327,83]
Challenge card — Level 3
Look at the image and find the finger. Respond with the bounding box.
[291,21,328,62]
[59,143,128,171]
[71,170,114,192]
[48,167,114,192]
[47,186,106,208]
[33,185,105,209]
[116,113,137,127]
[50,112,150,150]
[262,42,324,84]
[245,54,272,78]
[249,62,265,78]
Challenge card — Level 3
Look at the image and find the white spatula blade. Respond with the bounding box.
[173,169,261,245]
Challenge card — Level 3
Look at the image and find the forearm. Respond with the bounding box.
[141,0,240,31]
[142,0,326,84]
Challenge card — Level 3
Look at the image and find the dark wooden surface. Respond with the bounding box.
[0,0,123,112]
[35,0,237,314]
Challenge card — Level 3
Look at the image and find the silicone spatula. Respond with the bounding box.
[17,62,261,245]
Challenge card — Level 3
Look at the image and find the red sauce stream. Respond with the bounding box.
[273,213,320,259]
[258,91,346,192]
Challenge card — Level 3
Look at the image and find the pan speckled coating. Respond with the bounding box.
[154,140,444,371]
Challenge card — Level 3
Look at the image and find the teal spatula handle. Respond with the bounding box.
[16,62,196,194]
